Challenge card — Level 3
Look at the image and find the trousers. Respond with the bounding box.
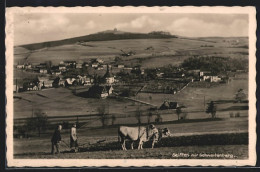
[51,142,60,154]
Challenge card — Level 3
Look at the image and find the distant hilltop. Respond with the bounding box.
[19,29,178,51]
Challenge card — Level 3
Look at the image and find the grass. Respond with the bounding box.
[14,145,248,159]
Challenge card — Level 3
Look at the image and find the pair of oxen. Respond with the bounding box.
[118,124,171,150]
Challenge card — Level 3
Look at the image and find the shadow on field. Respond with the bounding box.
[78,132,248,152]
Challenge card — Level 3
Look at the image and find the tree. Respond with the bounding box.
[97,106,108,128]
[235,89,246,103]
[46,61,52,72]
[26,109,49,137]
[176,107,182,120]
[111,115,116,125]
[147,110,153,124]
[155,111,162,123]
[206,101,217,118]
[135,106,142,124]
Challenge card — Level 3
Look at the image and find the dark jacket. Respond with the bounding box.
[51,129,61,143]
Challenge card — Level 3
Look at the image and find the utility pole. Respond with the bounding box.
[15,78,18,93]
[204,96,206,109]
[32,103,34,118]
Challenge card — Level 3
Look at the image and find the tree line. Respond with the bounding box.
[181,56,248,74]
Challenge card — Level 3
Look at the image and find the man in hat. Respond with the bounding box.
[70,123,78,152]
[51,125,62,154]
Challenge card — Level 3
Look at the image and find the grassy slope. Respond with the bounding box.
[14,37,248,66]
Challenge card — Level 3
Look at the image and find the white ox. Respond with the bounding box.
[118,124,170,150]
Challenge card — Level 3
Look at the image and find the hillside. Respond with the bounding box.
[19,30,177,51]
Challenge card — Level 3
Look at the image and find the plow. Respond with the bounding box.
[61,139,107,152]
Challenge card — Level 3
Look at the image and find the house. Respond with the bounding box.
[40,69,48,74]
[141,69,145,75]
[199,71,211,77]
[59,79,66,87]
[52,70,61,76]
[87,85,109,98]
[59,64,66,71]
[27,84,39,91]
[16,65,24,69]
[159,100,179,110]
[65,78,77,86]
[97,59,104,64]
[23,82,40,91]
[13,85,17,92]
[77,75,90,85]
[52,77,66,87]
[76,63,83,69]
[204,75,221,82]
[106,85,114,94]
[83,77,92,85]
[64,61,76,67]
[42,80,53,88]
[83,62,89,67]
[103,65,115,84]
[36,63,47,69]
[202,73,221,82]
[24,64,32,69]
[97,66,104,70]
[156,72,164,78]
[38,77,53,88]
[117,64,124,68]
[91,63,99,68]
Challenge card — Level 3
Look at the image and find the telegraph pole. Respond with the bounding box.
[204,96,206,109]
[15,78,18,93]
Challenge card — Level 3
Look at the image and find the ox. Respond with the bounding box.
[118,124,170,150]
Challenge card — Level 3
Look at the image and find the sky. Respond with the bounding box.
[14,13,248,45]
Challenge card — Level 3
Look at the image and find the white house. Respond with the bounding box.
[91,63,99,68]
[17,65,24,69]
[203,75,221,82]
[103,65,115,84]
[40,69,48,74]
[59,65,66,71]
[117,64,124,68]
[76,63,83,69]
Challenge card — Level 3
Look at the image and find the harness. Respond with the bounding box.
[138,126,154,141]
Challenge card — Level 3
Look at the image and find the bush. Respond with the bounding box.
[62,121,70,129]
[229,112,234,118]
[235,112,240,118]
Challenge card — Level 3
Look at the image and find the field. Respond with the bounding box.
[14,73,248,123]
[15,145,248,159]
[14,37,248,68]
[14,119,248,159]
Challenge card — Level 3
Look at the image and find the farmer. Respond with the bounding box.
[70,123,78,152]
[51,125,62,154]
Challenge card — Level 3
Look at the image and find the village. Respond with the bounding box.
[14,56,229,99]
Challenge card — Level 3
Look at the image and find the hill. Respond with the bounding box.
[19,30,177,51]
